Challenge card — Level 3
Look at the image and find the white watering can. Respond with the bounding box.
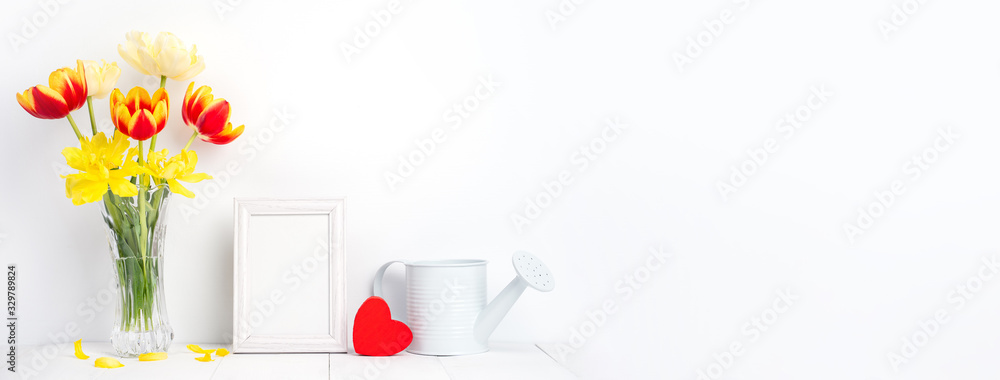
[373,251,554,355]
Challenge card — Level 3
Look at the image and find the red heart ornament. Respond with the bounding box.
[353,296,412,356]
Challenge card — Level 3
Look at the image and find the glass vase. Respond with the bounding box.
[100,183,174,357]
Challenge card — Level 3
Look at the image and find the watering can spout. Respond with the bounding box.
[474,251,555,344]
[474,276,528,342]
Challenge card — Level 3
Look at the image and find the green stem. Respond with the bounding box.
[137,140,148,263]
[86,97,97,135]
[105,190,164,333]
[66,114,83,141]
[184,131,198,151]
[147,76,166,153]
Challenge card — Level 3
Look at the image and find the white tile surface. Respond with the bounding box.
[11,342,224,380]
[92,343,224,380]
[14,343,105,380]
[329,353,451,380]
[11,342,573,379]
[212,352,329,380]
[439,343,578,380]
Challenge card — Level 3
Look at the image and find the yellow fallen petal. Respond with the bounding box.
[73,339,89,360]
[187,344,207,354]
[215,348,230,357]
[95,357,124,368]
[195,353,214,362]
[138,352,167,361]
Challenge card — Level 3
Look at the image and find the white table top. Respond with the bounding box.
[13,342,579,380]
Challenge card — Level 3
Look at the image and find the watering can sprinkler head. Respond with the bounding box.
[474,251,554,343]
[511,251,555,292]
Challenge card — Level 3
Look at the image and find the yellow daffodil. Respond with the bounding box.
[143,149,211,198]
[138,352,168,361]
[94,357,124,368]
[73,339,89,359]
[118,31,205,81]
[82,60,121,99]
[195,353,214,362]
[61,132,142,205]
[216,348,230,357]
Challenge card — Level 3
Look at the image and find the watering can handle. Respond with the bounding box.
[373,261,406,297]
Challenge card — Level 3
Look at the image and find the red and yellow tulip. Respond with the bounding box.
[110,86,169,141]
[182,82,243,145]
[15,60,88,120]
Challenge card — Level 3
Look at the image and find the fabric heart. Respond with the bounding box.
[353,296,412,356]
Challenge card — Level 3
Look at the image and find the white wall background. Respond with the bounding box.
[2,0,999,378]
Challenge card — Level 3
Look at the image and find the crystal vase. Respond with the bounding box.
[100,183,174,357]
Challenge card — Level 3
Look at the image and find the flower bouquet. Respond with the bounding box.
[15,31,244,357]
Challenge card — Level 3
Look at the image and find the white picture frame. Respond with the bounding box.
[233,198,347,353]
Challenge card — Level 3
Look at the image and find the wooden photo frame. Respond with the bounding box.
[233,199,347,353]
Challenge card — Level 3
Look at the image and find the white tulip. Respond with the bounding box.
[118,31,205,81]
[81,60,121,99]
